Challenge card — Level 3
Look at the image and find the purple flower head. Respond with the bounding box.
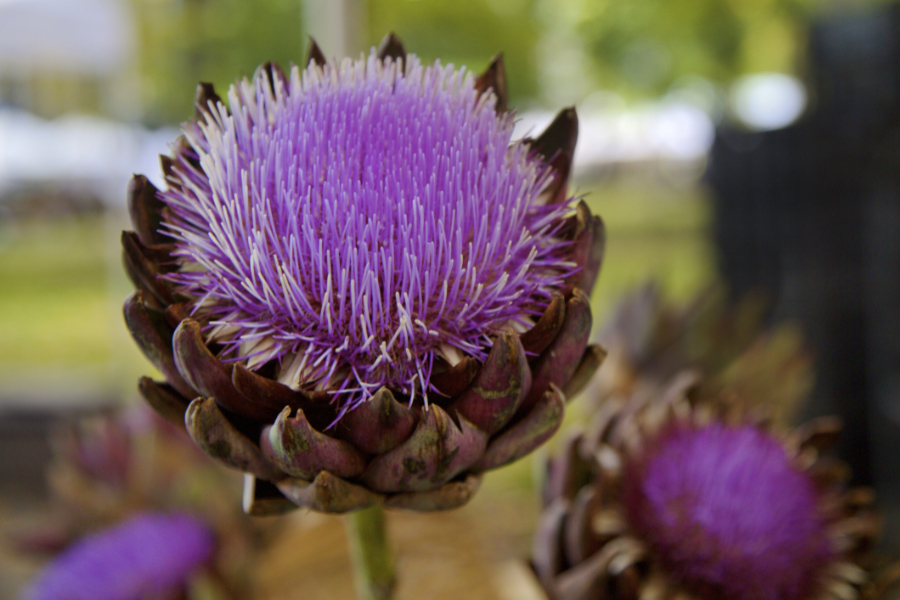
[160,50,576,414]
[124,38,605,514]
[25,512,215,600]
[623,423,833,600]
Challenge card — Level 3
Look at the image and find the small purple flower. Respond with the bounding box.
[162,49,574,413]
[25,513,214,600]
[623,423,833,600]
[533,371,886,600]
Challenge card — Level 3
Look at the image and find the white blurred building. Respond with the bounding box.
[0,0,172,207]
[0,0,137,118]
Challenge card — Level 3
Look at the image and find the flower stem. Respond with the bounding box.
[345,504,396,600]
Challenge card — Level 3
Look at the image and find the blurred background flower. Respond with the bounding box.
[1,0,899,598]
[6,407,271,599]
[533,368,900,600]
[531,283,899,599]
[23,512,216,600]
[589,283,813,424]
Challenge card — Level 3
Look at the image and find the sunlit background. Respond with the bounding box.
[1,0,899,598]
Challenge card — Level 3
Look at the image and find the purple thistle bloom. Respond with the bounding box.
[160,51,576,413]
[24,513,215,600]
[124,37,606,513]
[623,423,834,600]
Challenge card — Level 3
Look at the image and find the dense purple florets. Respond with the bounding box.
[623,423,833,600]
[160,51,575,411]
[25,513,214,600]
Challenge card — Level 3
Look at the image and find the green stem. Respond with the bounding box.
[345,504,396,600]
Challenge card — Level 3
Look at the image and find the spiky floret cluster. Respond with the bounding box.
[25,513,214,600]
[623,423,833,600]
[161,51,574,411]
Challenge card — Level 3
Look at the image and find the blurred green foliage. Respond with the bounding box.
[365,0,541,104]
[131,0,543,124]
[567,0,804,96]
[131,0,305,126]
[129,0,894,123]
[0,217,113,366]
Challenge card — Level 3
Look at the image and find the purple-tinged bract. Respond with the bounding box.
[25,512,214,600]
[162,52,575,411]
[623,423,833,600]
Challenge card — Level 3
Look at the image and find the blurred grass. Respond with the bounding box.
[0,216,113,366]
[0,178,714,399]
[0,213,150,403]
[579,177,715,325]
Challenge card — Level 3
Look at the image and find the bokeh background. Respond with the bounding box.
[0,0,898,598]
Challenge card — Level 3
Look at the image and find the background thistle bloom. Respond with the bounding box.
[24,512,214,600]
[532,373,894,600]
[11,409,268,599]
[530,284,898,599]
[122,34,606,513]
[623,422,832,600]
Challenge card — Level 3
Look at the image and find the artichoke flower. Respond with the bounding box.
[24,512,215,600]
[532,374,898,600]
[122,34,606,514]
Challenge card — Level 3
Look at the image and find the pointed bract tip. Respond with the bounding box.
[193,82,221,121]
[254,61,287,95]
[533,107,579,162]
[377,32,406,64]
[306,37,327,68]
[126,174,167,248]
[475,53,508,113]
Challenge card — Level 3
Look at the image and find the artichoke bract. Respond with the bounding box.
[122,34,606,514]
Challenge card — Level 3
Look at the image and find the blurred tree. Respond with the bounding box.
[365,0,891,107]
[530,0,802,99]
[130,0,305,126]
[365,0,542,105]
[539,0,897,100]
[129,0,896,124]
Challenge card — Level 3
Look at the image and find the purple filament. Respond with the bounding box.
[624,423,834,600]
[160,51,575,412]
